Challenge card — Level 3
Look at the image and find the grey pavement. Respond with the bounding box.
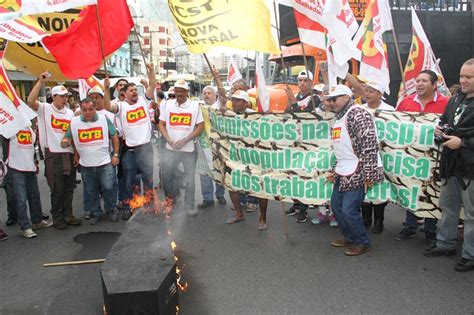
[0,156,473,314]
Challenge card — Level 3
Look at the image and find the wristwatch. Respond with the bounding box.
[113,153,119,157]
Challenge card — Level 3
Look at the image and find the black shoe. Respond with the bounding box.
[198,200,214,209]
[395,228,416,241]
[65,216,82,226]
[296,210,308,223]
[455,258,474,272]
[122,210,132,220]
[5,217,17,226]
[371,220,384,234]
[423,246,456,257]
[425,231,437,247]
[53,219,68,230]
[285,206,298,216]
[217,196,227,205]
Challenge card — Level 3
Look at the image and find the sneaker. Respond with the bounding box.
[285,205,298,216]
[22,228,37,239]
[344,245,371,256]
[296,210,308,223]
[83,212,91,220]
[311,212,329,225]
[32,220,53,230]
[454,258,474,272]
[395,228,416,241]
[246,203,258,213]
[188,209,198,217]
[53,220,68,230]
[89,215,101,225]
[329,215,338,228]
[198,200,214,209]
[0,229,7,241]
[217,196,227,205]
[42,214,50,220]
[425,231,437,247]
[107,211,119,222]
[423,246,456,257]
[331,239,354,247]
[122,209,132,220]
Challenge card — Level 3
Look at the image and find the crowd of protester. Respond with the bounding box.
[0,58,473,271]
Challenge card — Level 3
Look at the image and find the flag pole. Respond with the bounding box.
[94,4,108,77]
[272,0,287,79]
[390,22,407,95]
[133,26,150,76]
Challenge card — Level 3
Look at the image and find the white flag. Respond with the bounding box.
[227,56,243,85]
[255,55,270,112]
[0,92,29,138]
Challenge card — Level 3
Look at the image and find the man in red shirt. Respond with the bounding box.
[397,70,449,114]
[395,70,449,245]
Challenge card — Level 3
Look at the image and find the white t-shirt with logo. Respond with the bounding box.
[362,101,394,111]
[37,102,74,153]
[8,126,36,172]
[117,96,152,147]
[159,98,203,152]
[70,115,111,167]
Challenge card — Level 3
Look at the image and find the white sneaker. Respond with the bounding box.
[32,220,53,229]
[22,228,38,239]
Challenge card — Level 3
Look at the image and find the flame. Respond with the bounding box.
[171,241,177,251]
[128,188,170,216]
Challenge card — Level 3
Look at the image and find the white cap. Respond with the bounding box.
[231,90,250,103]
[173,79,189,90]
[365,81,384,94]
[297,70,313,80]
[51,85,69,96]
[87,85,104,97]
[327,84,353,97]
[313,84,325,92]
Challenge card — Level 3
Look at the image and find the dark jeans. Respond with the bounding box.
[405,210,438,232]
[200,174,225,201]
[161,147,197,209]
[331,179,370,246]
[4,172,17,220]
[122,142,154,210]
[8,168,42,230]
[81,163,117,217]
[46,153,76,221]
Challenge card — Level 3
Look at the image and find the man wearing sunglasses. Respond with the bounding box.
[326,85,384,256]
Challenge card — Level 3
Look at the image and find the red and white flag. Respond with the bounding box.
[0,41,36,137]
[353,0,393,94]
[78,75,104,100]
[255,54,269,112]
[227,56,242,85]
[397,7,448,103]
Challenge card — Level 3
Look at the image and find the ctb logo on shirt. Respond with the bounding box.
[332,127,342,140]
[78,127,104,143]
[170,113,192,126]
[17,130,32,145]
[126,106,146,123]
[51,116,70,132]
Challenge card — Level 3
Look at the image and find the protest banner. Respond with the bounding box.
[202,107,442,217]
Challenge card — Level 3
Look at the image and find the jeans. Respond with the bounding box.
[8,168,42,230]
[4,172,17,220]
[80,163,117,217]
[122,142,154,210]
[200,175,225,201]
[405,211,437,232]
[331,179,370,246]
[161,147,197,209]
[436,177,474,260]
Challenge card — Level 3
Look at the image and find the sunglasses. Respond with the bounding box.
[327,96,340,102]
[168,94,176,98]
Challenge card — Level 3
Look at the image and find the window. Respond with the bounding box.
[143,26,149,33]
[159,26,165,33]
[144,38,150,46]
[159,38,166,45]
[160,50,166,57]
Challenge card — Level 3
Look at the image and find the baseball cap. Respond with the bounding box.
[231,90,250,103]
[52,85,69,96]
[297,70,314,80]
[327,84,353,98]
[365,81,384,94]
[87,85,104,97]
[173,79,189,90]
[313,84,325,93]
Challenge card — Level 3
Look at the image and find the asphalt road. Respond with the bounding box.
[0,153,473,314]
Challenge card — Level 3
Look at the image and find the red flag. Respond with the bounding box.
[42,0,134,79]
